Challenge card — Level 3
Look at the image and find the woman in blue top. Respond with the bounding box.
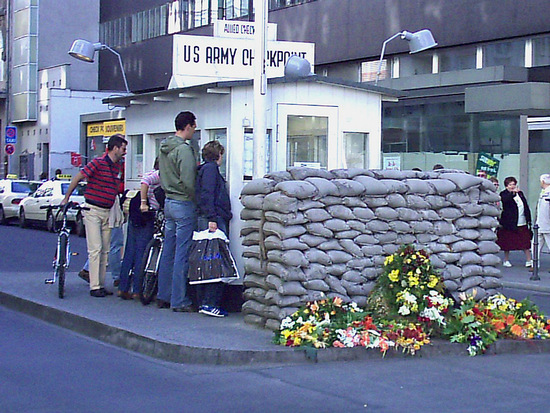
[195,140,232,317]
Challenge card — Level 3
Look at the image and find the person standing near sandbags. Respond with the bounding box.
[530,174,550,273]
[195,140,233,317]
[496,176,533,268]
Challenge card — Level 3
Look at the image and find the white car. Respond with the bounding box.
[18,179,87,233]
[0,179,42,224]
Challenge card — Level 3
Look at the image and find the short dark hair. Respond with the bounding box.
[504,176,517,187]
[202,140,225,162]
[107,133,127,150]
[175,111,196,131]
[432,164,444,170]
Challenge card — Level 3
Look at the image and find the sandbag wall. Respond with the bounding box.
[240,168,502,331]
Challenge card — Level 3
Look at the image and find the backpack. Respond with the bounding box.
[128,192,154,227]
[153,185,166,209]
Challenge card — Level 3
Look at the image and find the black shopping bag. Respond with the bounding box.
[188,230,238,285]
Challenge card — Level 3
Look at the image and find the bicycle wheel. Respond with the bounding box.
[139,238,162,305]
[57,233,68,299]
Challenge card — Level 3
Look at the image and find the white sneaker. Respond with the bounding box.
[503,261,512,268]
[525,260,533,267]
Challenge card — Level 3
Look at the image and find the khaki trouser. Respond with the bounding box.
[83,204,111,291]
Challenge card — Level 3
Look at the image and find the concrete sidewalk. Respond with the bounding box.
[1,252,550,365]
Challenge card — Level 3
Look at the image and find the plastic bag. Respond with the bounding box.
[188,229,238,285]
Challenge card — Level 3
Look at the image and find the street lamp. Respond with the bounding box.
[68,39,130,93]
[375,29,437,85]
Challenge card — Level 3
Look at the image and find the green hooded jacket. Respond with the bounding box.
[158,135,197,202]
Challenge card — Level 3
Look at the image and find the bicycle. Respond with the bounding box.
[138,208,165,305]
[42,202,88,298]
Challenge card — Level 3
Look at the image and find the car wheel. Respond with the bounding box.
[46,212,56,232]
[19,208,28,228]
[0,206,6,225]
[74,213,85,237]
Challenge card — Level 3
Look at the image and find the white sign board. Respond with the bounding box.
[214,20,277,41]
[172,35,315,83]
[383,155,401,170]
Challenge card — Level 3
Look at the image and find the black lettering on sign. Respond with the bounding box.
[242,49,254,66]
[182,45,201,63]
[206,47,237,65]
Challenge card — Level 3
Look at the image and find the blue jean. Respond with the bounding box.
[118,220,154,294]
[109,226,124,281]
[157,199,196,308]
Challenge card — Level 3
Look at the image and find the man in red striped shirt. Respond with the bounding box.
[62,134,127,297]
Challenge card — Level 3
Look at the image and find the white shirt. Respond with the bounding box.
[515,194,527,226]
[537,186,550,233]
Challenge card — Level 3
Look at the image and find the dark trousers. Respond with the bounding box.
[118,220,154,293]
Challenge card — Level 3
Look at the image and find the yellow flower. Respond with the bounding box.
[428,276,438,288]
[412,254,417,260]
[389,269,400,282]
[384,255,395,265]
[282,329,292,338]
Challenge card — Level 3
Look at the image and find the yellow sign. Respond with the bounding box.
[6,174,18,179]
[87,120,126,137]
[56,174,73,180]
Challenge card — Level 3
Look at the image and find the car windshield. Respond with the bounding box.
[11,181,36,193]
[62,183,86,196]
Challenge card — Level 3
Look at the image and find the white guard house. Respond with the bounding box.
[103,75,401,278]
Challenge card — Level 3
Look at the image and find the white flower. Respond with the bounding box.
[280,317,295,330]
[398,305,411,316]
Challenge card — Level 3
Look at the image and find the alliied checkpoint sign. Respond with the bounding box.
[173,35,314,80]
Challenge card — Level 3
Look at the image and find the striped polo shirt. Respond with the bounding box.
[81,154,122,209]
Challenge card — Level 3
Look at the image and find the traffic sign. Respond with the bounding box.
[5,126,17,144]
[5,143,15,155]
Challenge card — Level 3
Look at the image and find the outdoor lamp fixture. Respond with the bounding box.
[68,39,130,93]
[375,29,437,85]
[284,55,312,79]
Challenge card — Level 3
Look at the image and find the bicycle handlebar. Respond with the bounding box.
[40,203,90,213]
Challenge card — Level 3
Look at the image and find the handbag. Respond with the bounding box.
[108,194,124,228]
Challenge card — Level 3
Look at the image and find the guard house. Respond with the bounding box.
[103,75,401,275]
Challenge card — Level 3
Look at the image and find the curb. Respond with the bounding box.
[500,281,550,294]
[2,290,550,364]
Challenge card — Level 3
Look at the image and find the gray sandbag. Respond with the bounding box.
[436,252,461,263]
[327,250,354,264]
[244,287,269,305]
[324,218,351,232]
[426,242,450,254]
[381,179,408,194]
[420,209,441,220]
[429,254,446,269]
[439,234,461,244]
[481,204,501,217]
[305,177,339,198]
[240,208,263,220]
[451,240,478,252]
[403,178,432,194]
[415,233,438,243]
[335,230,361,239]
[353,207,375,221]
[466,187,481,203]
[304,208,332,222]
[242,232,261,246]
[458,251,482,265]
[332,179,365,196]
[382,244,400,255]
[396,208,421,221]
[410,221,434,233]
[278,306,300,319]
[353,176,389,195]
[241,178,277,195]
[244,274,268,288]
[318,239,344,251]
[242,300,267,316]
[278,281,307,296]
[343,270,364,283]
[339,239,364,257]
[372,169,407,180]
[481,277,502,289]
[441,265,462,280]
[303,264,327,280]
[375,232,399,243]
[342,197,367,208]
[425,195,451,209]
[480,190,501,203]
[306,223,334,238]
[364,197,389,208]
[241,194,265,210]
[274,180,318,199]
[483,266,501,276]
[305,248,332,265]
[446,192,470,204]
[443,279,460,292]
[361,244,384,256]
[366,220,390,232]
[263,192,298,213]
[341,168,375,179]
[265,274,283,290]
[386,193,407,208]
[462,264,484,277]
[389,221,411,233]
[457,229,480,240]
[375,207,399,221]
[264,210,307,225]
[264,305,283,319]
[458,287,486,300]
[288,166,333,180]
[240,219,261,236]
[481,254,501,266]
[462,204,484,217]
[426,179,457,195]
[299,234,327,247]
[303,279,330,292]
[297,199,326,211]
[244,258,267,275]
[264,171,292,182]
[372,255,387,266]
[355,234,380,245]
[347,257,373,269]
[348,220,367,232]
[397,234,417,244]
[351,295,368,308]
[478,229,498,241]
[325,275,348,296]
[243,245,261,259]
[301,291,327,303]
[438,207,463,220]
[267,262,307,281]
[318,196,342,206]
[361,267,381,281]
[243,314,266,328]
[264,222,307,239]
[327,264,347,276]
[477,240,501,254]
[479,216,499,229]
[480,179,497,191]
[341,280,364,296]
[406,194,431,209]
[461,275,484,290]
[327,205,355,220]
[440,173,482,190]
[267,250,308,267]
[265,237,309,251]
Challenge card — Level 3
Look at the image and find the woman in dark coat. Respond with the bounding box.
[194,140,232,317]
[496,176,533,268]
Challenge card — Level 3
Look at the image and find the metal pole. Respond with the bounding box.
[375,32,402,85]
[253,0,268,178]
[531,223,540,281]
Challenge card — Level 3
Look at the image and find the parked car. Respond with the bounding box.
[18,179,87,233]
[0,179,41,224]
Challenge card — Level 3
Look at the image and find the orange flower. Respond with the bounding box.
[510,324,523,336]
[310,302,319,312]
[506,314,515,325]
[333,297,343,307]
[493,321,505,332]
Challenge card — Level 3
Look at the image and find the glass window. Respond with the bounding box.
[483,40,524,67]
[287,115,328,168]
[128,134,143,179]
[400,53,433,77]
[533,36,550,67]
[208,129,227,178]
[438,46,477,72]
[343,132,369,169]
[243,128,271,180]
[361,60,389,82]
[11,181,35,193]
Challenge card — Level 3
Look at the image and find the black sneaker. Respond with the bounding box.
[172,305,194,313]
[100,288,114,296]
[78,269,90,283]
[156,299,170,309]
[90,289,106,298]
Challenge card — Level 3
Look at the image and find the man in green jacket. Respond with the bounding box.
[156,111,198,312]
